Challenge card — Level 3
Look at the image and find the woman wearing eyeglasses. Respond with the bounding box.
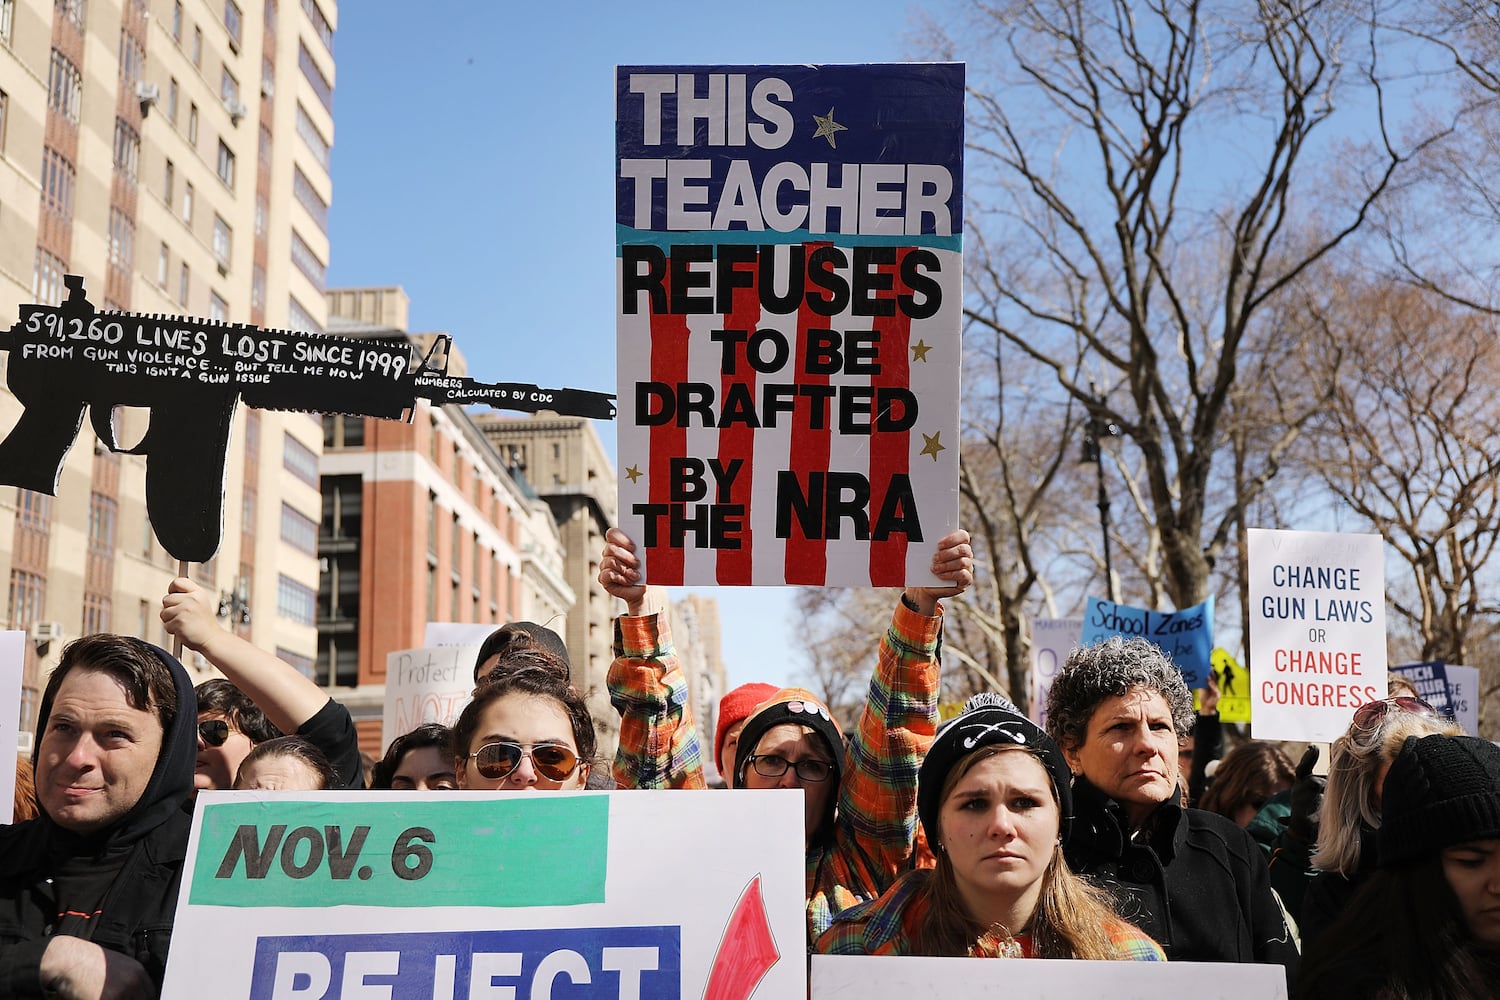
[450,666,595,791]
[1284,695,1461,953]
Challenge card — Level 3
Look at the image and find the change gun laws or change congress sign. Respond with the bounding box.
[1248,528,1387,742]
[615,63,964,586]
[163,791,806,999]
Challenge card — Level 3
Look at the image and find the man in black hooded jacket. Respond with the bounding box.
[0,634,198,999]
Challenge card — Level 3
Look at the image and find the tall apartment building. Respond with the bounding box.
[667,593,728,780]
[0,0,338,735]
[476,414,620,749]
[322,286,576,755]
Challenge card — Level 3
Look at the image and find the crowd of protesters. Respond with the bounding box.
[3,534,1498,999]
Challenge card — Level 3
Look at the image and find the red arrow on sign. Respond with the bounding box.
[702,874,781,1000]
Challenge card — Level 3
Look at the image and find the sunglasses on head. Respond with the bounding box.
[466,740,580,782]
[198,719,231,747]
[1350,696,1440,732]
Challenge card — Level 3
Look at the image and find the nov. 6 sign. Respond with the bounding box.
[163,791,806,999]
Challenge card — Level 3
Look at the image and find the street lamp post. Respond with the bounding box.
[1081,401,1121,603]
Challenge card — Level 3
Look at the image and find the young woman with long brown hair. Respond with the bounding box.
[815,695,1163,959]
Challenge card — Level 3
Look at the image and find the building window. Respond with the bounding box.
[286,294,323,335]
[40,147,75,221]
[157,242,169,286]
[221,66,238,105]
[188,103,198,146]
[289,229,325,291]
[108,208,134,269]
[182,180,194,224]
[118,31,144,85]
[163,158,174,203]
[280,502,317,554]
[258,122,271,166]
[172,0,182,41]
[48,51,83,124]
[0,0,13,44]
[251,263,265,311]
[87,493,117,552]
[0,89,7,153]
[320,475,361,541]
[216,140,236,188]
[167,77,178,123]
[178,262,189,306]
[192,25,202,67]
[208,290,227,322]
[295,103,330,169]
[283,433,318,486]
[82,595,111,635]
[56,0,85,30]
[34,249,66,306]
[298,41,332,111]
[241,485,256,536]
[427,491,437,556]
[321,413,364,449]
[224,0,243,51]
[7,570,44,629]
[302,0,333,51]
[255,191,268,237]
[16,489,51,528]
[112,119,140,181]
[212,214,232,269]
[292,166,328,231]
[276,574,316,626]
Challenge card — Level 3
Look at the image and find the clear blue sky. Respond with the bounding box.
[328,2,934,689]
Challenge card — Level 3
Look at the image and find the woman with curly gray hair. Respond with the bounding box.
[1045,636,1298,978]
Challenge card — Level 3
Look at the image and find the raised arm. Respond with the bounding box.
[600,529,705,790]
[839,529,973,870]
[161,577,364,788]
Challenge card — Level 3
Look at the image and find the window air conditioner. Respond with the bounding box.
[30,621,63,644]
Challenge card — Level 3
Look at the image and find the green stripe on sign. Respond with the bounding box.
[189,796,608,908]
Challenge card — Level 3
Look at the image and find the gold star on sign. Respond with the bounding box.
[812,108,848,148]
[911,339,932,362]
[919,431,946,461]
[624,465,643,484]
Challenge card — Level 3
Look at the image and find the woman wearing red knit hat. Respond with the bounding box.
[714,682,779,787]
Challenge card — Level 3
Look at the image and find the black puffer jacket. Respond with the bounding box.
[0,642,198,998]
[1064,776,1300,977]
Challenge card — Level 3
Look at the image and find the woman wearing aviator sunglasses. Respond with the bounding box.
[450,665,595,791]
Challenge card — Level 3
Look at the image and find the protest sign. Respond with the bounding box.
[0,280,612,563]
[1391,661,1451,716]
[163,790,806,999]
[381,645,479,751]
[0,631,22,823]
[811,955,1287,999]
[615,63,965,586]
[1027,617,1082,727]
[1209,648,1251,723]
[1446,665,1480,736]
[1248,528,1386,742]
[1080,596,1215,688]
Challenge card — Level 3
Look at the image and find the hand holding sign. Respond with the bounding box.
[598,528,668,618]
[903,529,974,615]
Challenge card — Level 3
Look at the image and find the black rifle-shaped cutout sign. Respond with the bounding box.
[0,276,616,562]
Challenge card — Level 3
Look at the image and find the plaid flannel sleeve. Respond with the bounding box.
[607,612,706,790]
[837,598,942,873]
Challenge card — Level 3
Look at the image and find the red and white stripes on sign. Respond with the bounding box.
[618,243,959,587]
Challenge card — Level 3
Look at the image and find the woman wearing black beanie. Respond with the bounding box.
[1297,733,1500,999]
